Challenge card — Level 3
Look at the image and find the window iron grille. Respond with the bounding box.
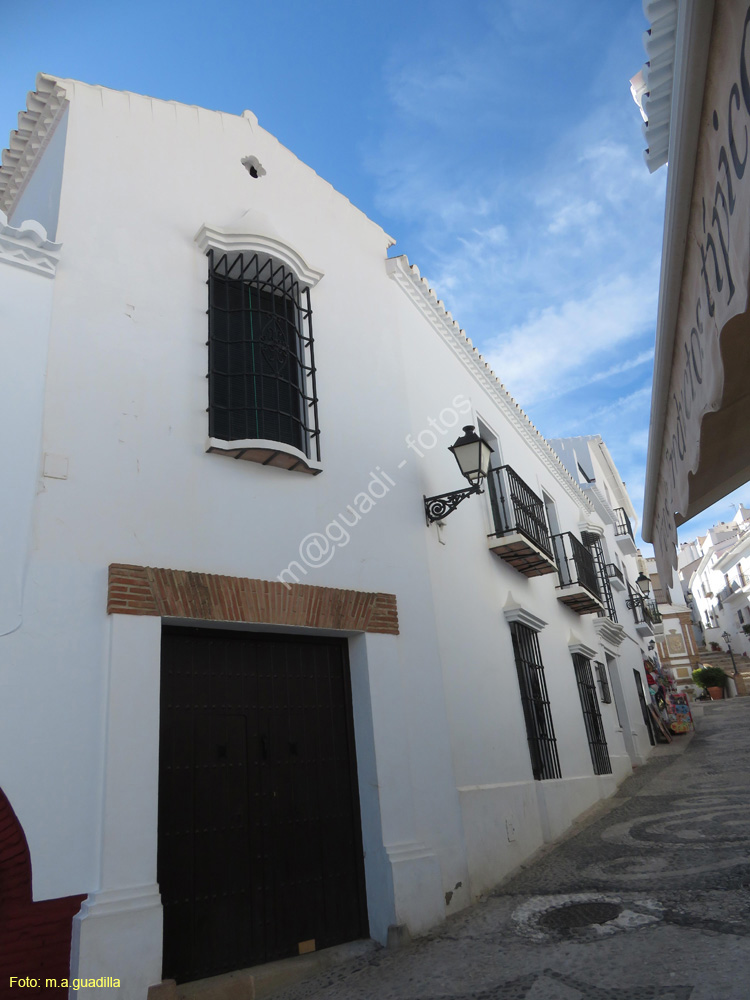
[207,250,321,460]
[487,466,553,557]
[573,653,612,775]
[606,563,624,586]
[510,623,562,781]
[594,661,612,704]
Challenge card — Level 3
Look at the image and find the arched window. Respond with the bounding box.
[197,226,323,474]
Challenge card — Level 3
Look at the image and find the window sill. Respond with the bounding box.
[207,438,322,475]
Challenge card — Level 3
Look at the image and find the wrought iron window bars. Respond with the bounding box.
[510,623,562,781]
[573,653,612,775]
[594,661,612,704]
[207,249,321,460]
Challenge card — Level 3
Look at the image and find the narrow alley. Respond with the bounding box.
[266,699,750,1000]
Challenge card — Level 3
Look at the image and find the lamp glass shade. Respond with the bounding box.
[722,631,731,642]
[449,426,493,483]
[636,572,651,596]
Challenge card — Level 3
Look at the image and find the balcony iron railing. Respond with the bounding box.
[606,563,624,586]
[628,587,662,627]
[487,465,553,558]
[582,532,617,622]
[614,508,634,540]
[628,585,645,625]
[552,532,601,600]
[718,581,741,602]
[644,600,662,625]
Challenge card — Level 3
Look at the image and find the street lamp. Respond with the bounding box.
[424,425,494,524]
[626,572,652,610]
[721,631,739,676]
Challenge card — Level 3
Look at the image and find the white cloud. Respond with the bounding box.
[583,349,654,387]
[365,4,667,524]
[484,276,657,405]
[568,385,653,427]
[547,198,602,235]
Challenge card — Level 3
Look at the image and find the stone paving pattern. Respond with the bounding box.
[270,698,750,1000]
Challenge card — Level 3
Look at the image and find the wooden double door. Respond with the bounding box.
[158,627,368,983]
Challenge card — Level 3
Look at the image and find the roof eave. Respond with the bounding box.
[641,0,715,543]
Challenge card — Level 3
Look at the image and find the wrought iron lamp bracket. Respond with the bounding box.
[424,484,482,525]
[625,594,646,610]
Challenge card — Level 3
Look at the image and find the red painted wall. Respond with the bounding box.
[0,789,85,997]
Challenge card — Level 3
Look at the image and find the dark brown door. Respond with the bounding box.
[158,627,368,983]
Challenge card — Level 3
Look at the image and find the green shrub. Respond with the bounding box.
[692,665,728,689]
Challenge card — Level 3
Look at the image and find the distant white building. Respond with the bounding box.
[679,506,750,657]
[641,553,699,693]
[0,76,654,999]
[549,435,664,753]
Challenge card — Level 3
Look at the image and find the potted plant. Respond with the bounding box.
[692,665,728,700]
[742,623,750,635]
[710,641,721,651]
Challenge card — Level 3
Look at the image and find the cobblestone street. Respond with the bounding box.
[271,698,750,1000]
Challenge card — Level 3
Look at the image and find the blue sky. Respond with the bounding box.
[2,0,744,549]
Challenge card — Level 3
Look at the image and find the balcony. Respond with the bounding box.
[614,508,637,555]
[606,562,626,592]
[628,588,661,636]
[487,466,557,577]
[582,532,617,622]
[645,600,663,635]
[719,581,745,604]
[552,532,604,615]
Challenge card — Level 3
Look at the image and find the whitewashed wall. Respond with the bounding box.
[1,79,643,998]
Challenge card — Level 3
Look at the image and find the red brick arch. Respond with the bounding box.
[0,788,84,997]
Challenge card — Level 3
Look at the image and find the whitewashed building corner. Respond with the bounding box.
[0,75,657,998]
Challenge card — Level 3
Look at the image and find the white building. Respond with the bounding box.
[679,507,750,656]
[0,76,653,998]
[549,434,662,753]
[642,554,700,693]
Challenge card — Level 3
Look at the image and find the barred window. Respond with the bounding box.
[509,623,561,781]
[594,661,612,704]
[207,249,320,467]
[572,653,612,776]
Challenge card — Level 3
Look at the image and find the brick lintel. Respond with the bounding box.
[107,564,399,635]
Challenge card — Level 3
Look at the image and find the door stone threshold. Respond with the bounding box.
[148,939,379,1000]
